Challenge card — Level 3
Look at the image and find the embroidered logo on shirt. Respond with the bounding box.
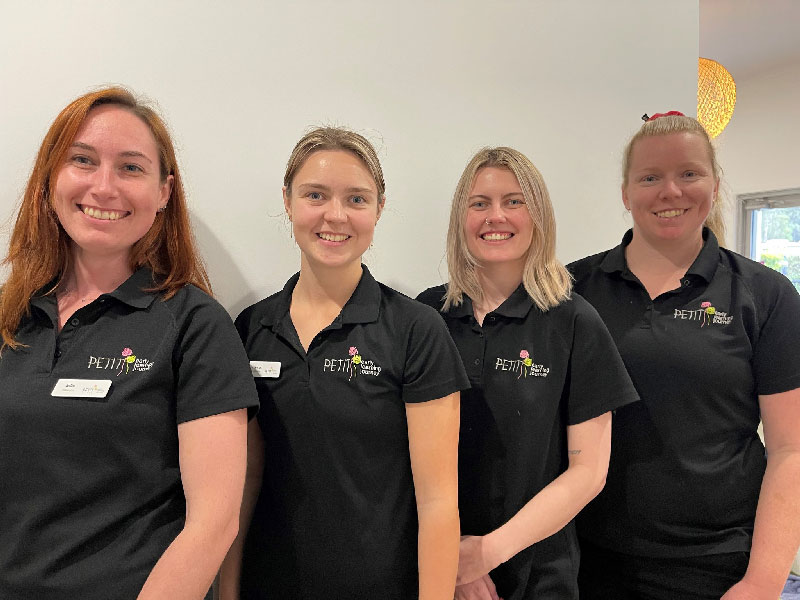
[323,345,382,380]
[495,348,550,378]
[87,346,154,376]
[673,301,734,326]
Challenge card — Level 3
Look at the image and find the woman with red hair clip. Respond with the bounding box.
[569,112,800,599]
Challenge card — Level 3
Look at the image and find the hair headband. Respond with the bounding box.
[641,111,685,122]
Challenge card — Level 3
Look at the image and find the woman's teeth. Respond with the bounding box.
[482,232,512,241]
[83,206,125,220]
[655,209,686,218]
[318,233,349,242]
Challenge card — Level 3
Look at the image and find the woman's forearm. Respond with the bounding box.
[486,461,605,567]
[737,449,800,596]
[418,498,460,600]
[218,420,265,600]
[138,518,239,600]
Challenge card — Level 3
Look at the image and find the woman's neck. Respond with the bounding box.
[290,257,363,352]
[293,257,363,310]
[473,262,523,325]
[61,248,134,299]
[625,229,704,298]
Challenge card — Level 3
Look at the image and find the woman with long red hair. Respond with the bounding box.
[0,87,257,600]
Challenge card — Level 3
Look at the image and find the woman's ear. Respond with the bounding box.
[376,194,386,222]
[283,186,292,221]
[621,184,630,212]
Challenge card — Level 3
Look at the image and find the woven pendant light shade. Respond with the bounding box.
[697,57,736,138]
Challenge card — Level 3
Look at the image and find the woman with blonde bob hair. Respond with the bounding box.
[570,112,800,600]
[0,87,257,600]
[418,147,637,600]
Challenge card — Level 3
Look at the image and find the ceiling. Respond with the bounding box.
[700,0,800,79]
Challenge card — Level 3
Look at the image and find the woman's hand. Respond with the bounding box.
[454,574,502,600]
[456,535,500,586]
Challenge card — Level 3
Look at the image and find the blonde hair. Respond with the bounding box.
[623,114,726,246]
[284,127,385,198]
[444,147,571,312]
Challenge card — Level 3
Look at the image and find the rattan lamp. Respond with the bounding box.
[698,57,736,138]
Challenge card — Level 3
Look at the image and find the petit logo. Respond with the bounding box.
[673,301,734,327]
[495,348,550,379]
[87,346,154,376]
[323,345,382,380]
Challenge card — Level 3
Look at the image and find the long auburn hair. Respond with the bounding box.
[0,86,211,350]
[444,146,572,312]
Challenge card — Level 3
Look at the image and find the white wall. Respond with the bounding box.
[0,0,699,315]
[715,59,800,250]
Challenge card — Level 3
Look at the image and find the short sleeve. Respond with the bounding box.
[172,294,259,423]
[402,303,470,404]
[565,296,639,425]
[752,273,800,395]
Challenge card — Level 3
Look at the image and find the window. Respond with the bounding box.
[739,188,800,292]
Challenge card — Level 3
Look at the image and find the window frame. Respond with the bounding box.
[738,187,800,258]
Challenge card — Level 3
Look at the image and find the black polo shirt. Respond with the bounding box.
[0,267,258,600]
[568,228,800,558]
[416,284,638,600]
[235,265,469,600]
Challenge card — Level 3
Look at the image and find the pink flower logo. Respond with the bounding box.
[519,349,532,378]
[349,346,358,356]
[700,301,711,308]
[119,347,137,375]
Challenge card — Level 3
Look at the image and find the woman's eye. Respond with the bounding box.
[71,155,92,165]
[508,198,525,206]
[470,201,487,209]
[684,171,697,178]
[123,164,144,173]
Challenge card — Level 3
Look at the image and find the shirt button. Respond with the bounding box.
[473,358,481,365]
[70,318,80,327]
[488,315,496,322]
[682,279,691,287]
[55,349,62,358]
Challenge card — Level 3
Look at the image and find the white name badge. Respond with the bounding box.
[52,379,112,399]
[250,361,281,378]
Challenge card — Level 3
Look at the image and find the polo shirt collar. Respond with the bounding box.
[444,283,532,320]
[686,228,720,283]
[107,267,159,309]
[260,264,381,329]
[29,266,158,314]
[599,227,719,283]
[599,229,633,275]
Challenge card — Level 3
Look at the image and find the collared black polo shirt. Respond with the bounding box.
[235,265,469,600]
[0,267,258,600]
[568,228,800,558]
[416,284,638,600]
